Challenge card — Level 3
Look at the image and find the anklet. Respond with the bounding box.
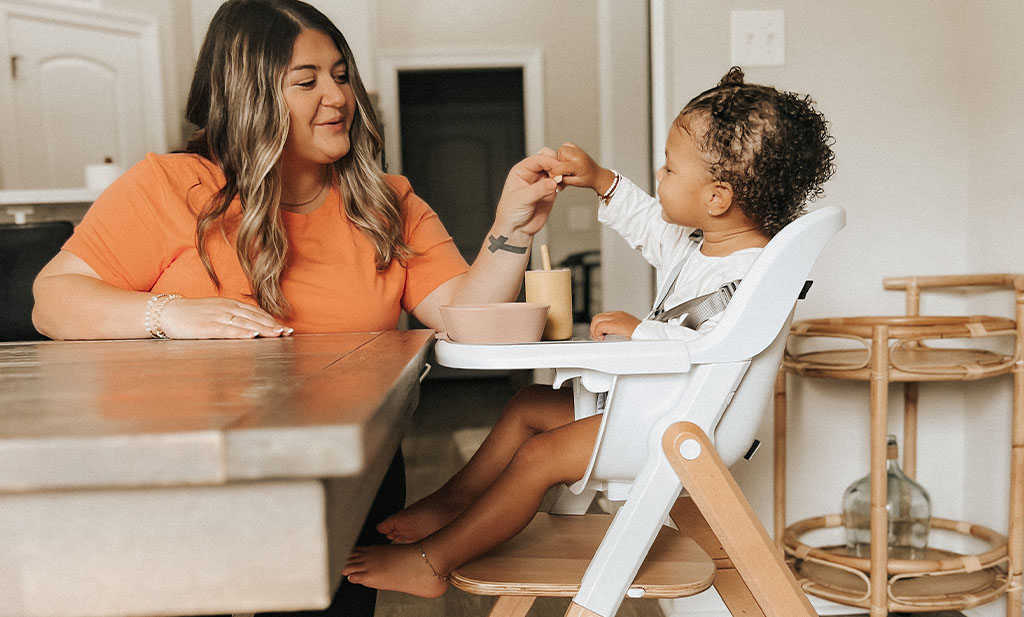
[417,543,449,582]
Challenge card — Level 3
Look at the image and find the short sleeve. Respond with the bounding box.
[387,176,469,311]
[63,154,201,292]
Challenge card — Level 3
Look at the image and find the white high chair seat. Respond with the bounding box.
[435,204,845,617]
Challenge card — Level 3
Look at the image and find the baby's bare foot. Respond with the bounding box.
[342,543,448,598]
[377,494,464,544]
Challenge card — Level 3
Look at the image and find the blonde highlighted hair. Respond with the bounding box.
[185,0,412,317]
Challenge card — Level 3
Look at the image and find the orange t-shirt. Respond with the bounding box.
[64,152,469,333]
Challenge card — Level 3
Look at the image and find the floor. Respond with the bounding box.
[375,371,663,617]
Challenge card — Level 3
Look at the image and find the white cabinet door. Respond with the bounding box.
[0,3,166,190]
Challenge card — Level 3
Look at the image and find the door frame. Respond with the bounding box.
[593,0,656,319]
[376,47,547,255]
[0,0,167,189]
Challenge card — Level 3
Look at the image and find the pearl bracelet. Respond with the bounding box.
[144,293,182,339]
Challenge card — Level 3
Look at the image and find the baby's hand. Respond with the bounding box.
[589,311,641,341]
[553,143,617,196]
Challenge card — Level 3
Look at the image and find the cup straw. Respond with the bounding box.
[540,244,552,271]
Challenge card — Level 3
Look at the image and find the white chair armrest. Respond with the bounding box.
[434,339,692,375]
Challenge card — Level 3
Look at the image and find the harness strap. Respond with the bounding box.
[651,280,741,328]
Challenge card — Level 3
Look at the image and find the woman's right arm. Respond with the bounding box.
[33,251,290,340]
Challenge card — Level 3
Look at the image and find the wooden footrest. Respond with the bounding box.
[450,513,716,599]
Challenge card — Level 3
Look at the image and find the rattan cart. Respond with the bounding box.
[773,275,1023,617]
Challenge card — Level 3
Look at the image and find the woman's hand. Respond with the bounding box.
[434,149,562,318]
[553,142,617,196]
[492,148,562,237]
[32,250,293,340]
[158,297,293,339]
[589,311,641,340]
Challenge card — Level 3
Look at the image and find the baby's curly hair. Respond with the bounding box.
[675,67,835,236]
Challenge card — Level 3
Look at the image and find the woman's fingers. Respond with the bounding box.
[512,153,562,183]
[229,302,289,330]
[160,297,293,339]
[223,312,292,338]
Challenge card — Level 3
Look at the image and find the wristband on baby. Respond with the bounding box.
[144,293,182,339]
[599,171,621,204]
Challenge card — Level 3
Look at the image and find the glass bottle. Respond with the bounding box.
[842,435,931,559]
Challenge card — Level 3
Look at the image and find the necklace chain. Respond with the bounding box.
[281,179,329,208]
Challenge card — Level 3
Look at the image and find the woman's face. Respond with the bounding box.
[281,29,356,167]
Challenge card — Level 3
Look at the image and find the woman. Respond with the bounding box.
[31,0,559,614]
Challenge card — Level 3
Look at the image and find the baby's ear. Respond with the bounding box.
[707,181,734,216]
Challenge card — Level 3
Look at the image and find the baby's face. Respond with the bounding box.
[656,124,715,227]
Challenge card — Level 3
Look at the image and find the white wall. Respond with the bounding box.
[660,2,1022,616]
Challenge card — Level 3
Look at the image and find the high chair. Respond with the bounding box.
[434,204,846,617]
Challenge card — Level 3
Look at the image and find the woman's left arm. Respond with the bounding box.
[411,150,561,329]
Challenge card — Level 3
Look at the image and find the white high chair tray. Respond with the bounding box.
[434,338,692,375]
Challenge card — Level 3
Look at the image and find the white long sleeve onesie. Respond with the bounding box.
[597,175,761,341]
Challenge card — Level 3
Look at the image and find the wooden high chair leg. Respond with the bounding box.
[663,421,816,617]
[670,496,766,617]
[487,595,536,617]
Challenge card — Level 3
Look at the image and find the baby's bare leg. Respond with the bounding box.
[430,413,601,569]
[346,413,601,597]
[378,384,575,543]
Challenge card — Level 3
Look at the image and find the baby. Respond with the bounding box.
[342,66,835,598]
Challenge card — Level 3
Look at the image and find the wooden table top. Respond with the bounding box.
[0,330,435,493]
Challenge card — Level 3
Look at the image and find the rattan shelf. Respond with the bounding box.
[784,514,1008,611]
[772,274,1023,617]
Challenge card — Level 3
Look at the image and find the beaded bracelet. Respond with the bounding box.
[144,293,182,339]
[599,171,621,205]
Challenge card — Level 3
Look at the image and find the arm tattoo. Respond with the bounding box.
[487,234,528,254]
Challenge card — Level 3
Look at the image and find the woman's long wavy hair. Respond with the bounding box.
[184,0,411,317]
[675,67,835,236]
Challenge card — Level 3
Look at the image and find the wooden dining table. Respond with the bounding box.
[0,330,435,617]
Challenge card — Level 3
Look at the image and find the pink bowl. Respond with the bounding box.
[439,303,550,344]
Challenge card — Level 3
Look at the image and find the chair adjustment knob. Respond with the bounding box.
[679,439,702,460]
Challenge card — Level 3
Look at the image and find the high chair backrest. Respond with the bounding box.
[583,205,846,493]
[696,204,846,464]
[688,204,846,364]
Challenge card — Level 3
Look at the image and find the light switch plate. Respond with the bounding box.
[730,9,785,67]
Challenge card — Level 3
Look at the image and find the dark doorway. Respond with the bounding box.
[398,68,526,263]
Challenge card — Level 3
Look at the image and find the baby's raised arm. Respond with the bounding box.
[553,143,618,197]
